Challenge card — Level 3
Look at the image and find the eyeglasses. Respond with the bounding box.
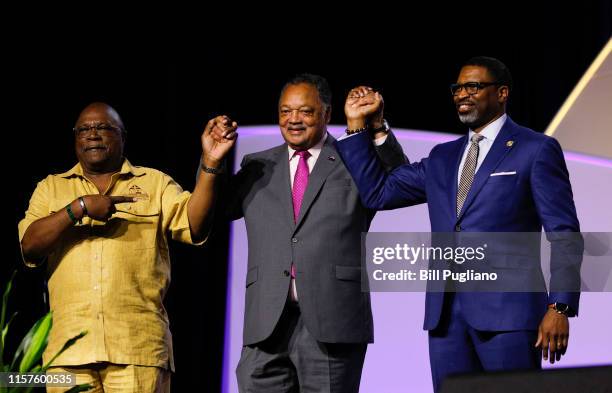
[73,123,122,138]
[450,82,501,96]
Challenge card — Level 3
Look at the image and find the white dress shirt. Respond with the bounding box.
[457,114,507,187]
[288,132,327,186]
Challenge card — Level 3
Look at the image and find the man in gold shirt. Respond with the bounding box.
[18,102,237,392]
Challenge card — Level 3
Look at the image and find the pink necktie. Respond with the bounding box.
[291,150,310,279]
[292,150,311,222]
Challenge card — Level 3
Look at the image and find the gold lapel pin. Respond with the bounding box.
[506,140,514,147]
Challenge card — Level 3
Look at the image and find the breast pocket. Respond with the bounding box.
[484,172,519,191]
[325,178,353,189]
[323,178,353,199]
[110,200,161,250]
[245,266,259,288]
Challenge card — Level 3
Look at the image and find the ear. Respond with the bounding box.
[498,86,509,104]
[324,105,332,124]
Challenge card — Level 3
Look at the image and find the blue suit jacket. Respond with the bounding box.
[336,117,581,331]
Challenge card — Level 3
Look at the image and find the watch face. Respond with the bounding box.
[556,303,569,312]
[382,119,389,131]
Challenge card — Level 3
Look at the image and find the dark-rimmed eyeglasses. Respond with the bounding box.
[73,123,123,138]
[450,82,501,96]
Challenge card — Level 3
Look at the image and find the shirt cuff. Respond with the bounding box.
[373,134,388,146]
[337,132,388,146]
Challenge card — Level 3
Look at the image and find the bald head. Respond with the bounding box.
[74,102,126,175]
[75,102,125,132]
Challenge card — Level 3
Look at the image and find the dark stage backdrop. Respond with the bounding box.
[5,6,611,392]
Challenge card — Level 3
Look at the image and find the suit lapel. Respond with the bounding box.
[294,135,339,230]
[270,145,296,229]
[457,118,518,220]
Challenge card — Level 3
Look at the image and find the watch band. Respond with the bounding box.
[345,126,368,135]
[78,197,88,217]
[200,162,223,174]
[549,302,573,316]
[371,119,390,133]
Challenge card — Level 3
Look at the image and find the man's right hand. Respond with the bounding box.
[345,86,384,130]
[81,195,136,221]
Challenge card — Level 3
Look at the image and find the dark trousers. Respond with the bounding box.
[236,302,367,393]
[428,293,541,393]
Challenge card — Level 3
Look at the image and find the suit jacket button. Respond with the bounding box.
[455,225,462,232]
[283,270,290,276]
[291,238,298,243]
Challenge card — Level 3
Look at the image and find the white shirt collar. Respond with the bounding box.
[287,131,328,160]
[468,113,507,143]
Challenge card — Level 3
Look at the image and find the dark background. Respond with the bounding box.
[4,5,611,392]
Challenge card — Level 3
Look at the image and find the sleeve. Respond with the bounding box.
[18,177,52,267]
[160,174,207,246]
[531,137,582,314]
[220,154,261,221]
[373,130,410,171]
[335,131,427,210]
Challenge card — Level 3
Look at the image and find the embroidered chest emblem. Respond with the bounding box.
[128,185,149,200]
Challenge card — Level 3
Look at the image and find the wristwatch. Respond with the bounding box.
[371,119,390,133]
[548,302,574,316]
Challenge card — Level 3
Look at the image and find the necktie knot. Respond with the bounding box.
[471,133,484,144]
[295,150,311,159]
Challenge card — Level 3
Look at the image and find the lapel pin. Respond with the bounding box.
[506,140,514,147]
[328,155,336,161]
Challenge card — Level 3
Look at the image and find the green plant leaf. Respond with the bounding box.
[65,384,94,392]
[0,271,17,370]
[0,311,17,370]
[10,312,52,372]
[41,330,87,371]
[19,312,52,372]
[1,312,17,347]
[1,271,16,333]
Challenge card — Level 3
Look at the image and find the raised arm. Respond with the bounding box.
[188,115,237,242]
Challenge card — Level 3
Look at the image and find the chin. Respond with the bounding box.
[285,138,305,148]
[458,113,481,128]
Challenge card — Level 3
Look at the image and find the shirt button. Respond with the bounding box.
[283,270,290,277]
[291,238,298,243]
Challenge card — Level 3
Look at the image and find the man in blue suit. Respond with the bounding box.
[335,57,581,392]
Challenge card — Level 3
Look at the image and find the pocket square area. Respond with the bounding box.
[490,171,517,176]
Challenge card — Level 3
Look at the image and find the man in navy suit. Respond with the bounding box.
[335,57,581,392]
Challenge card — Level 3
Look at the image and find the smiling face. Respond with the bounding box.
[278,83,330,150]
[454,65,508,132]
[74,103,125,174]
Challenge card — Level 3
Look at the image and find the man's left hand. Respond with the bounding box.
[202,115,237,167]
[535,309,569,364]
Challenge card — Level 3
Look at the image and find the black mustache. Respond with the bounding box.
[85,145,106,151]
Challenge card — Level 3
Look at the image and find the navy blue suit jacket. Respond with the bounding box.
[336,117,580,331]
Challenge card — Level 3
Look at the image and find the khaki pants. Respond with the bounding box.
[46,363,170,393]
